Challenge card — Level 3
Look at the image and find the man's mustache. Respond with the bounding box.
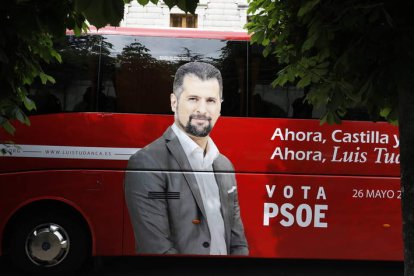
[189,114,212,121]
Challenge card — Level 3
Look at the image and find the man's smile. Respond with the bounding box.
[190,115,211,125]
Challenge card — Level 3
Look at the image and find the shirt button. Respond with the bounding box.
[192,219,201,224]
[202,242,210,248]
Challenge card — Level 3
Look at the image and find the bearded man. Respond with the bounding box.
[124,62,248,255]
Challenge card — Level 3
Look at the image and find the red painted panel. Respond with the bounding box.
[236,174,402,260]
[0,114,402,260]
[0,171,125,256]
[0,114,399,177]
[121,173,402,260]
[66,27,250,41]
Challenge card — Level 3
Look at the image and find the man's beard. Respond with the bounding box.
[180,114,212,137]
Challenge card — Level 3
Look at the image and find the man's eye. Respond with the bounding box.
[188,97,197,102]
[207,99,217,104]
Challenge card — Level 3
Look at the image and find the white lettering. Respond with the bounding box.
[331,146,367,163]
[283,186,294,199]
[263,203,278,226]
[316,187,327,200]
[263,203,329,228]
[271,128,283,141]
[266,185,276,198]
[332,130,342,142]
[374,147,400,164]
[393,135,399,148]
[331,130,389,144]
[296,204,313,227]
[270,128,322,142]
[301,186,311,199]
[280,203,295,227]
[314,205,328,228]
[270,147,322,161]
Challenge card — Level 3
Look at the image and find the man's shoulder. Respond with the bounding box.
[128,135,168,168]
[214,153,235,171]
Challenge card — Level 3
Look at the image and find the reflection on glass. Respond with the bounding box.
[28,33,368,120]
[27,35,115,114]
[100,35,247,116]
[248,44,324,119]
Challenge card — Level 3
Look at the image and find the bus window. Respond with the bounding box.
[27,35,108,114]
[247,44,328,119]
[27,33,248,117]
[99,35,248,116]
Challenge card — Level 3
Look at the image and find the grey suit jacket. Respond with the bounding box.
[124,127,249,255]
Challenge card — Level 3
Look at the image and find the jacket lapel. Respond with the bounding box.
[164,127,207,220]
[213,161,231,250]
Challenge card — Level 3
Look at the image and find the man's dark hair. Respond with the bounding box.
[173,62,223,99]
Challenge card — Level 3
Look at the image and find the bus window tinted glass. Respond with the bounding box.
[28,35,103,114]
[248,44,324,119]
[99,35,247,116]
[248,45,372,121]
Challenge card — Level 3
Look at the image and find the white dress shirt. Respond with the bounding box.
[171,123,227,255]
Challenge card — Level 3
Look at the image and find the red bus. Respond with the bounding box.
[0,27,401,274]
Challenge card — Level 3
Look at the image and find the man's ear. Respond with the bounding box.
[170,93,177,113]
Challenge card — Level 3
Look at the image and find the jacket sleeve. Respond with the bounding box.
[229,180,249,256]
[124,150,178,254]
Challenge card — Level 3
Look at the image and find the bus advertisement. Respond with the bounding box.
[0,27,401,274]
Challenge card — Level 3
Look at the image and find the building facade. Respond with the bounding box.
[121,0,249,31]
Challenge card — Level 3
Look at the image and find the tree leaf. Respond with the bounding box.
[262,38,270,46]
[176,0,197,13]
[50,49,62,63]
[75,0,124,28]
[286,66,296,82]
[39,72,56,84]
[273,72,288,87]
[325,111,340,125]
[177,0,186,11]
[23,96,36,111]
[380,107,391,118]
[297,74,312,88]
[14,108,30,125]
[163,0,175,9]
[298,0,321,17]
[263,44,272,57]
[320,114,328,125]
[73,24,82,36]
[138,0,150,5]
[302,32,319,52]
[1,120,15,135]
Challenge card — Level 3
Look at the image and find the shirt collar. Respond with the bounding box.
[171,123,219,166]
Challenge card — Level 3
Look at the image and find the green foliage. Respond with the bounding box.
[138,0,151,6]
[164,0,198,13]
[246,0,414,124]
[0,1,74,135]
[0,0,198,135]
[75,0,125,29]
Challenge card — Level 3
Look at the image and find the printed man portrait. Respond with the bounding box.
[124,62,248,255]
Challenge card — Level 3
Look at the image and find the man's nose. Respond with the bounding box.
[195,99,208,114]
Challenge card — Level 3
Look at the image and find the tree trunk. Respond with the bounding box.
[399,81,414,276]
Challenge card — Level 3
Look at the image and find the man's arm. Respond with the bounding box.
[124,150,178,254]
[229,185,249,256]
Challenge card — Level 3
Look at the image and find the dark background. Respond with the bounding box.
[0,256,404,276]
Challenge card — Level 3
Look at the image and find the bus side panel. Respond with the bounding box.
[123,202,136,255]
[0,171,125,256]
[121,171,402,260]
[237,174,402,260]
[0,115,400,177]
[0,174,25,255]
